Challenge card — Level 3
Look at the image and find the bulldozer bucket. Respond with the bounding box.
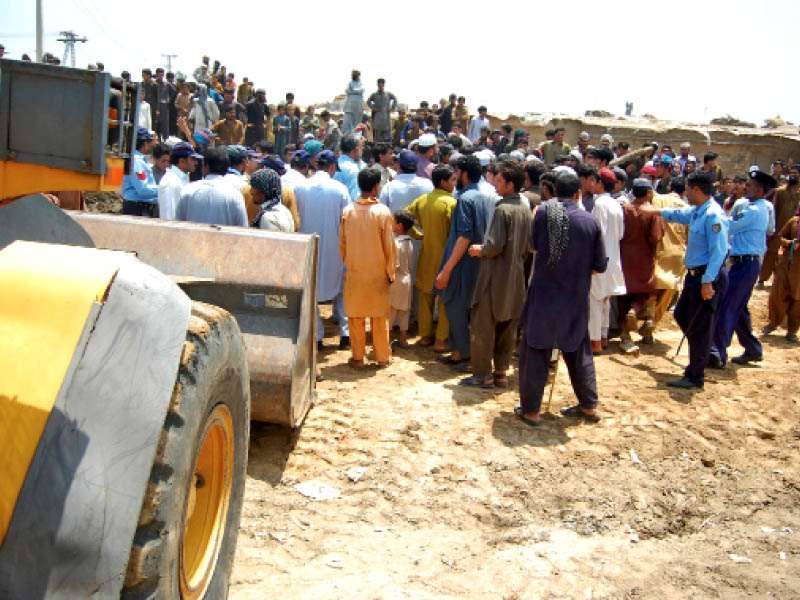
[68,212,318,427]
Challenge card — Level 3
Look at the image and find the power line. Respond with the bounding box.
[162,53,177,72]
[57,30,88,67]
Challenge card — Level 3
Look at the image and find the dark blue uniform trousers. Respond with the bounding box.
[711,259,762,364]
[518,333,599,414]
[674,267,727,384]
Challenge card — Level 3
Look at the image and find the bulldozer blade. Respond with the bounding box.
[68,212,318,428]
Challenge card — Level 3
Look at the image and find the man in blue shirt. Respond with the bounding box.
[708,171,775,367]
[433,155,493,369]
[121,127,159,217]
[334,134,363,202]
[645,171,728,389]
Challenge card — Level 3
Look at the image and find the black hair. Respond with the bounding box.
[357,167,382,193]
[478,105,487,112]
[553,127,565,134]
[291,154,308,169]
[539,171,557,196]
[377,78,385,84]
[339,133,358,154]
[601,177,615,193]
[632,185,650,199]
[204,147,230,176]
[432,164,455,188]
[255,140,275,154]
[501,123,513,133]
[703,151,718,164]
[155,67,164,74]
[141,68,152,76]
[456,155,482,184]
[448,134,463,150]
[545,129,555,137]
[320,110,330,119]
[170,152,189,166]
[152,143,170,159]
[612,167,628,183]
[555,171,581,197]
[373,142,392,160]
[595,147,615,164]
[669,177,685,194]
[686,170,714,195]
[497,163,525,192]
[577,163,598,180]
[733,176,747,183]
[524,160,545,186]
[135,137,151,151]
[617,141,629,151]
[394,209,415,233]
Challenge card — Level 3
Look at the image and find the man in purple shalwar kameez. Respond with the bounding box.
[515,169,608,426]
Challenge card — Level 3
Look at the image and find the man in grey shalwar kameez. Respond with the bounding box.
[343,70,364,134]
[367,78,397,143]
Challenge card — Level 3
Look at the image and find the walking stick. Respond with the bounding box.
[544,351,560,413]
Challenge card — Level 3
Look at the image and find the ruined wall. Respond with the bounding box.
[492,115,800,178]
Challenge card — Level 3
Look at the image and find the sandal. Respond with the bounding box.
[348,358,365,369]
[458,375,494,389]
[560,405,601,422]
[514,405,540,427]
[493,373,509,388]
[376,359,392,368]
[452,361,472,373]
[437,354,464,365]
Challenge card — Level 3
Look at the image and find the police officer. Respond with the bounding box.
[121,126,159,217]
[708,170,775,367]
[644,170,728,388]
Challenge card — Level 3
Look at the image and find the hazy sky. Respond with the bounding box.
[1,0,798,125]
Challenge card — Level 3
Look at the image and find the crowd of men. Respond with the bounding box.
[101,56,800,424]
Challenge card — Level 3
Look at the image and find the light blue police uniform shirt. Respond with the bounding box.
[661,197,728,284]
[727,198,770,257]
[121,150,159,203]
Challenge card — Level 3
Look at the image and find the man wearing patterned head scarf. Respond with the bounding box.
[249,168,295,232]
[516,168,607,426]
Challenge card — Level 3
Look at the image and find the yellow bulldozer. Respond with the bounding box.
[0,59,318,598]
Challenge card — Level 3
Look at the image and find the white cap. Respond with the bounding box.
[579,131,590,140]
[476,149,494,166]
[418,133,437,148]
[680,141,691,148]
[600,133,614,144]
[509,150,526,162]
[553,165,577,177]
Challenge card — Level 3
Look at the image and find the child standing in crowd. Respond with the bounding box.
[390,209,415,348]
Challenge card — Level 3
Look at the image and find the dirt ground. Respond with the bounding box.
[229,289,799,600]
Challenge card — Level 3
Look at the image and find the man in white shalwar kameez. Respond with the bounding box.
[294,149,351,348]
[589,168,626,353]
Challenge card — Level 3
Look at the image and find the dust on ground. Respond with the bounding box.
[231,289,799,599]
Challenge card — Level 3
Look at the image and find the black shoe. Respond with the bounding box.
[731,353,762,365]
[667,377,703,389]
[707,354,726,369]
[339,336,350,350]
[317,340,325,351]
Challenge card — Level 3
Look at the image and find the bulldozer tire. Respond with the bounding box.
[121,302,250,600]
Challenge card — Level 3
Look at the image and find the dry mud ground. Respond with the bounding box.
[230,289,800,599]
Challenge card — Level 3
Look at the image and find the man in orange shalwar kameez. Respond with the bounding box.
[339,167,398,368]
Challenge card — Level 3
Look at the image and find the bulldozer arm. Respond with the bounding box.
[68,211,318,427]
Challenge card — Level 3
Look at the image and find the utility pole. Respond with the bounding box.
[57,30,88,67]
[36,0,43,62]
[161,54,177,72]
